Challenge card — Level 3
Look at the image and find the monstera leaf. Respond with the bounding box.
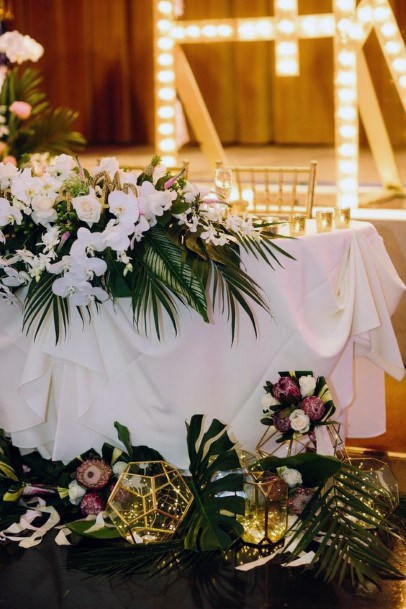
[183,415,244,551]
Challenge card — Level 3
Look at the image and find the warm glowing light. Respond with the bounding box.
[392,58,406,72]
[339,143,357,157]
[217,24,233,37]
[157,37,174,50]
[385,41,402,54]
[157,1,173,15]
[339,124,357,138]
[275,0,296,9]
[338,50,356,67]
[277,19,295,35]
[157,52,174,66]
[157,70,175,83]
[159,138,176,152]
[202,25,217,37]
[158,86,176,101]
[336,0,355,10]
[336,71,356,86]
[373,7,391,22]
[380,22,396,37]
[186,25,201,38]
[158,123,175,135]
[162,155,176,165]
[157,105,175,119]
[337,107,357,120]
[276,58,299,75]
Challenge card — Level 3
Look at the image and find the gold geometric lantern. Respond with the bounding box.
[240,471,288,546]
[107,461,194,544]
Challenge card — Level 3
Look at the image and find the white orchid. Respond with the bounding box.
[102,220,131,252]
[0,30,44,64]
[1,266,30,286]
[41,226,61,254]
[183,182,209,203]
[10,169,43,205]
[48,254,107,281]
[46,154,76,180]
[0,197,23,226]
[0,282,21,306]
[130,215,150,244]
[138,181,176,224]
[52,275,108,306]
[90,157,120,177]
[108,190,140,226]
[0,162,18,189]
[70,227,105,257]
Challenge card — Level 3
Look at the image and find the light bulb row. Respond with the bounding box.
[155,0,177,166]
[334,0,359,208]
[275,0,299,77]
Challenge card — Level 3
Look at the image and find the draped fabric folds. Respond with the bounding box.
[11,0,406,146]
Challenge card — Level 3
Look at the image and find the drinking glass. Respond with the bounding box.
[214,167,233,203]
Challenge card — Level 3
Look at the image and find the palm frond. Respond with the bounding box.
[283,461,404,586]
[13,107,86,158]
[22,271,70,342]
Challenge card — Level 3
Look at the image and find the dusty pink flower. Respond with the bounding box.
[76,459,112,490]
[301,396,326,421]
[80,492,106,515]
[3,155,16,166]
[164,176,177,189]
[272,376,301,402]
[9,101,32,120]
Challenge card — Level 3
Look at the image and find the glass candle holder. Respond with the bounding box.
[334,207,351,228]
[240,471,288,546]
[316,210,333,233]
[289,214,306,236]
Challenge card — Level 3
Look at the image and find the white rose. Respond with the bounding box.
[68,480,87,505]
[261,393,280,411]
[72,192,102,227]
[277,466,303,488]
[112,461,127,476]
[289,409,310,433]
[299,375,317,397]
[31,194,56,225]
[48,154,76,179]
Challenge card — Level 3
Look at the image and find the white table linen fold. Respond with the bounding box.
[0,221,403,468]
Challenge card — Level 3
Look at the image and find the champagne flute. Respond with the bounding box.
[214,167,233,203]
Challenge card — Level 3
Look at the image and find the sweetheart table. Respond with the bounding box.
[0,220,404,468]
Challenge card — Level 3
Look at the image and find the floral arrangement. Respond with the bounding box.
[261,371,336,444]
[0,416,402,588]
[0,29,85,165]
[0,154,292,341]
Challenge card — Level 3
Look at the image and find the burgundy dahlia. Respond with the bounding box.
[273,412,292,433]
[80,492,106,516]
[289,487,314,515]
[272,376,301,402]
[76,459,112,490]
[301,396,326,421]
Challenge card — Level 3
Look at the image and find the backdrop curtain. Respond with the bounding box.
[12,0,406,147]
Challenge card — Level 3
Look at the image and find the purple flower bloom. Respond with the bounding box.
[273,412,292,433]
[272,376,301,402]
[80,492,106,515]
[301,396,326,421]
[289,487,314,515]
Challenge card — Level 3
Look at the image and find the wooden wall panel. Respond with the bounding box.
[9,0,406,148]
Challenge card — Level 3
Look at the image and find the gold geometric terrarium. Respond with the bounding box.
[107,461,194,544]
[240,471,288,546]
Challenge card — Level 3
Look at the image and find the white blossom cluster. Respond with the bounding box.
[0,154,259,311]
[0,30,44,64]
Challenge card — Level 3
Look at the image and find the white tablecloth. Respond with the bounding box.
[0,221,404,468]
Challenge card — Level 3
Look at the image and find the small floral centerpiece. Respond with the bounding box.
[0,154,291,341]
[260,371,337,454]
[0,29,85,165]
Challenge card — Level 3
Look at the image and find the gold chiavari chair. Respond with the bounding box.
[216,160,317,218]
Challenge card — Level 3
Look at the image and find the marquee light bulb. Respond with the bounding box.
[277,19,295,35]
[157,105,175,119]
[159,138,176,152]
[157,1,172,15]
[158,123,174,135]
[157,37,174,50]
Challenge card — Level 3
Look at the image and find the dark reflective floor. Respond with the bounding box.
[1,456,405,609]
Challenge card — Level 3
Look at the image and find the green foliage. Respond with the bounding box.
[183,415,244,551]
[0,67,85,160]
[255,453,343,488]
[282,461,404,586]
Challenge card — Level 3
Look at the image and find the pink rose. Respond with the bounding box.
[2,155,17,166]
[9,100,32,120]
[272,376,301,402]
